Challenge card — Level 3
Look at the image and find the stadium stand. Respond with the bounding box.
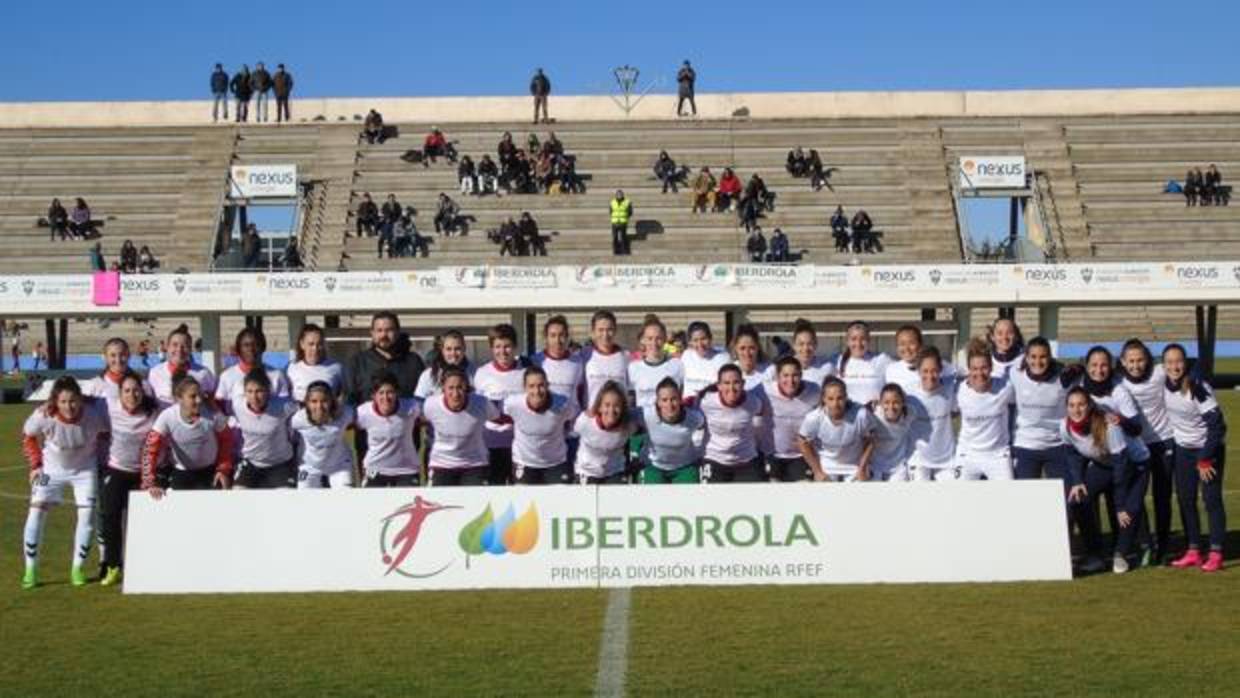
[2,89,1240,354]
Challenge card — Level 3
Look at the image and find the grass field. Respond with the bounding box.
[1,398,1238,697]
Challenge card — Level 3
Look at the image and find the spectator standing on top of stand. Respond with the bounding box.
[251,62,272,123]
[677,60,697,117]
[210,63,229,122]
[231,65,252,123]
[531,68,551,124]
[272,64,294,123]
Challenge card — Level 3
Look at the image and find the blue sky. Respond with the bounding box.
[1,1,1236,101]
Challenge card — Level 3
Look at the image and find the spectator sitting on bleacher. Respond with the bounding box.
[746,229,767,262]
[68,198,95,239]
[505,151,535,194]
[379,195,403,256]
[363,110,387,145]
[786,147,808,178]
[716,168,742,211]
[654,151,689,194]
[392,207,430,258]
[559,155,585,194]
[1205,164,1226,206]
[808,149,834,192]
[691,167,716,213]
[1184,168,1201,206]
[542,132,564,158]
[496,217,522,256]
[422,127,456,167]
[89,242,106,272]
[519,212,546,256]
[138,245,159,273]
[230,65,252,123]
[119,240,138,273]
[355,193,380,237]
[535,152,555,193]
[851,209,880,254]
[768,227,790,263]
[831,206,851,252]
[459,156,477,195]
[527,133,540,158]
[477,155,500,196]
[434,193,463,236]
[497,132,518,173]
[47,198,68,241]
[745,173,775,212]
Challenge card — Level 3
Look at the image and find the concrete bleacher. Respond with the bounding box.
[2,88,1239,354]
[340,119,961,268]
[0,127,233,275]
[1065,117,1240,260]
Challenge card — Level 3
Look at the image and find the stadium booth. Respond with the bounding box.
[2,260,1234,593]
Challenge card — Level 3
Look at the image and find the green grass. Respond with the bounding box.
[1,398,1238,697]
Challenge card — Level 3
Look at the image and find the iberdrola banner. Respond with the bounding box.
[123,483,1071,594]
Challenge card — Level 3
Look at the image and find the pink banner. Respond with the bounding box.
[92,271,120,306]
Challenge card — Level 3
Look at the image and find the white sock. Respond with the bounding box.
[23,507,47,572]
[73,505,94,569]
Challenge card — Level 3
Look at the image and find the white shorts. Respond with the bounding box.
[297,467,355,489]
[820,461,859,482]
[909,455,957,481]
[871,464,910,482]
[955,447,1013,481]
[31,468,97,507]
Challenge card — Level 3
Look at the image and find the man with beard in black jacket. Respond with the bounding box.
[346,312,427,471]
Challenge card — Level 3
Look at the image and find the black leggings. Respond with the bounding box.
[1175,444,1227,551]
[100,468,140,568]
[1146,439,1175,552]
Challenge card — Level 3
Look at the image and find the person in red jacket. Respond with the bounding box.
[716,168,742,212]
[422,127,456,167]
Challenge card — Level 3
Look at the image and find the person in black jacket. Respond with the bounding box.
[272,64,294,123]
[210,63,229,122]
[519,212,546,256]
[251,62,272,123]
[676,60,696,117]
[746,229,767,262]
[477,155,499,196]
[497,217,522,256]
[653,151,685,193]
[831,205,850,252]
[345,312,427,466]
[47,198,68,241]
[230,66,253,123]
[379,194,403,257]
[355,193,380,237]
[530,68,551,124]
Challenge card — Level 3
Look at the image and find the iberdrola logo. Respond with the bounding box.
[458,502,539,568]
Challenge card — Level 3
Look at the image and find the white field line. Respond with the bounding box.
[594,587,632,698]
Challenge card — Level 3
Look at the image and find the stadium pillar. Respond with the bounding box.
[725,308,750,342]
[921,308,936,322]
[953,305,972,365]
[1038,305,1060,355]
[1195,305,1217,379]
[57,318,68,370]
[43,319,57,369]
[286,314,306,364]
[512,310,536,356]
[199,315,221,374]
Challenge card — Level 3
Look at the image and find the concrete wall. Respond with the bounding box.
[1,88,1237,129]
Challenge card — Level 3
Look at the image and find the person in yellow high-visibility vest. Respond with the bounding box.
[609,189,633,255]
